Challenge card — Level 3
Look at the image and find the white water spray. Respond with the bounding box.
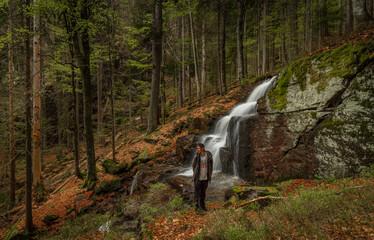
[204,76,277,175]
[179,76,277,178]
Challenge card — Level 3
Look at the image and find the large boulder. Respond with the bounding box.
[165,175,194,196]
[247,42,374,182]
[176,134,198,164]
[191,118,214,131]
[219,147,233,174]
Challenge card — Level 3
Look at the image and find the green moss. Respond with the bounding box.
[138,147,149,161]
[232,186,279,196]
[268,58,311,110]
[310,112,317,119]
[321,119,347,130]
[269,41,374,110]
[101,159,127,175]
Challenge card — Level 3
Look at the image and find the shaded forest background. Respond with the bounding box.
[0,0,373,235]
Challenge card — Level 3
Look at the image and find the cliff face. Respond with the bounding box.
[248,41,374,182]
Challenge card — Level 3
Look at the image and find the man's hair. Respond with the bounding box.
[196,143,205,149]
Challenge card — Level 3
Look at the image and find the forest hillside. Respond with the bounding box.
[0,0,374,239]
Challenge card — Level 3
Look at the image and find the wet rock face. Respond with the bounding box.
[176,134,198,165]
[248,48,374,182]
[223,116,254,179]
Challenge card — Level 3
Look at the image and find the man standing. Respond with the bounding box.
[192,143,213,213]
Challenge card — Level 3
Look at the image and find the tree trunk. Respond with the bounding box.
[8,5,15,206]
[236,0,245,84]
[201,17,207,96]
[188,0,201,101]
[109,40,116,162]
[305,0,312,53]
[243,10,248,77]
[345,0,353,35]
[71,0,97,187]
[147,0,162,133]
[64,12,81,179]
[219,0,227,94]
[257,0,261,76]
[97,62,103,141]
[56,77,64,160]
[24,0,33,232]
[181,16,186,100]
[352,0,373,32]
[71,57,81,178]
[33,3,45,202]
[217,1,222,94]
[161,37,166,123]
[368,0,373,17]
[178,17,184,107]
[291,0,299,58]
[262,0,269,74]
[281,0,288,65]
[339,0,343,36]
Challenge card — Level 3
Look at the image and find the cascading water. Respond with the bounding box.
[180,76,277,178]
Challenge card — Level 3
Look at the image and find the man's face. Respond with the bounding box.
[197,146,203,154]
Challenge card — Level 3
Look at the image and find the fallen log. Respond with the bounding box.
[234,196,285,209]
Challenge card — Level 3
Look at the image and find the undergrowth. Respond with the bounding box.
[40,212,110,240]
[195,181,374,240]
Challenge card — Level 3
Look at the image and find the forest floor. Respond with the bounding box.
[1,28,374,240]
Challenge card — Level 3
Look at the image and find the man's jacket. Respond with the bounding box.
[192,151,213,183]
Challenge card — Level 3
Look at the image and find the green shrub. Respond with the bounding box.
[40,213,110,240]
[138,183,187,233]
[360,164,374,178]
[196,182,374,239]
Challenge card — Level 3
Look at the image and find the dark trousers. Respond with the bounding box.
[194,180,208,208]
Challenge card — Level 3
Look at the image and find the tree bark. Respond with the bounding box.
[339,0,343,36]
[256,0,261,76]
[64,12,81,179]
[97,62,103,141]
[219,0,227,94]
[147,0,162,133]
[281,0,288,65]
[71,0,97,187]
[262,0,269,74]
[352,0,373,32]
[243,9,248,77]
[33,2,46,202]
[109,40,116,162]
[56,77,64,160]
[181,16,186,100]
[345,0,353,35]
[178,17,184,107]
[8,4,15,206]
[201,17,207,96]
[188,0,201,100]
[217,0,222,94]
[24,0,33,232]
[291,0,299,58]
[236,0,245,84]
[305,0,312,53]
[368,0,373,17]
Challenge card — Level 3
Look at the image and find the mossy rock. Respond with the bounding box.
[232,186,280,198]
[138,148,149,162]
[268,41,374,110]
[73,195,86,204]
[101,159,126,174]
[42,214,59,226]
[94,179,122,194]
[78,205,93,216]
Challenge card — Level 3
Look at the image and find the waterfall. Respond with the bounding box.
[179,76,277,178]
[201,76,277,176]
